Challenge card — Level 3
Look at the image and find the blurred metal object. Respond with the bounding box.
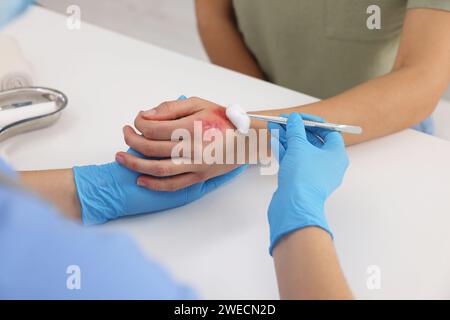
[0,87,68,142]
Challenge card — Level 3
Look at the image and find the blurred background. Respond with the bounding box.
[38,0,207,60]
[37,0,450,140]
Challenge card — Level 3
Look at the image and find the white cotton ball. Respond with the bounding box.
[226,104,251,134]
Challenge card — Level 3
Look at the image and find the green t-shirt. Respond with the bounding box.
[233,0,450,99]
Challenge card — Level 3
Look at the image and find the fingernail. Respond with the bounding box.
[116,154,125,165]
[143,109,157,117]
[137,179,146,187]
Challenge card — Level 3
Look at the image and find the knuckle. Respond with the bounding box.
[188,96,201,104]
[142,142,153,155]
[145,179,159,190]
[160,101,174,111]
[143,178,160,190]
[128,159,139,171]
[142,126,155,138]
[153,164,168,177]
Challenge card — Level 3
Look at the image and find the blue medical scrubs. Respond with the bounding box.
[0,158,195,299]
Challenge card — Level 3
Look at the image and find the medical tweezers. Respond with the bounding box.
[247,114,363,135]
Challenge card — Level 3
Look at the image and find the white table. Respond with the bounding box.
[2,7,450,299]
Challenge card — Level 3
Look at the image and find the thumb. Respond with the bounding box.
[286,113,307,145]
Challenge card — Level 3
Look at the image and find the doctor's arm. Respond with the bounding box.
[19,150,246,225]
[1,172,196,299]
[20,169,81,221]
[273,228,351,299]
[268,113,352,299]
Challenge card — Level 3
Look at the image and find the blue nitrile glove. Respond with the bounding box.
[269,113,325,161]
[73,149,247,225]
[267,113,349,254]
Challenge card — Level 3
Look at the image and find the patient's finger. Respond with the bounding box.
[134,113,198,140]
[117,152,196,177]
[141,97,204,120]
[137,173,202,191]
[123,125,178,158]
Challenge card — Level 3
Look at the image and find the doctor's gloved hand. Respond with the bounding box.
[267,113,349,254]
[73,149,246,225]
[269,113,328,161]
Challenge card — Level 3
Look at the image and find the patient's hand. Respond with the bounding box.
[116,97,246,191]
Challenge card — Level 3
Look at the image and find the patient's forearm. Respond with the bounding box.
[252,9,450,146]
[20,169,81,221]
[252,66,447,145]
